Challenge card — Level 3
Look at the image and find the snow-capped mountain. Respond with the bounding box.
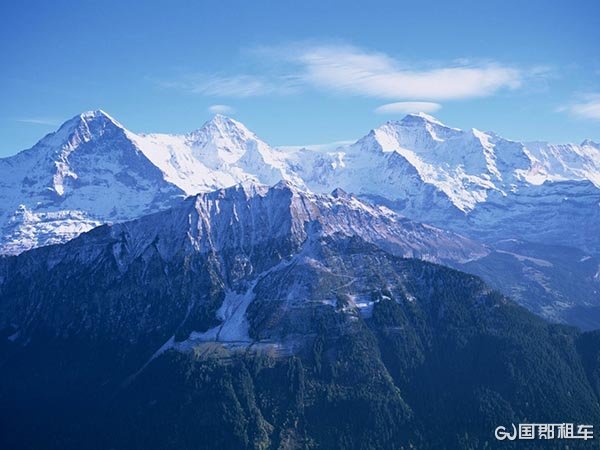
[129,113,305,194]
[0,111,184,254]
[0,112,302,254]
[1,109,599,257]
[0,111,600,254]
[320,112,600,207]
[293,113,600,252]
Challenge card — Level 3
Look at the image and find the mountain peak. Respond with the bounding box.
[210,113,234,122]
[206,113,235,126]
[68,109,124,131]
[581,138,599,148]
[79,109,115,121]
[185,115,275,167]
[191,114,254,140]
[399,112,447,127]
[331,187,351,199]
[222,180,271,198]
[37,109,125,150]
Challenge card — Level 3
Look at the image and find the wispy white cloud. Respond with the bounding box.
[374,101,441,115]
[16,117,59,125]
[288,45,522,101]
[159,42,526,102]
[208,104,235,114]
[558,94,600,121]
[160,73,298,98]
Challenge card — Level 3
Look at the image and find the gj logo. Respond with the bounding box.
[495,423,593,441]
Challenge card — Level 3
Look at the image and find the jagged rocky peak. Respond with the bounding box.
[79,109,120,124]
[105,181,487,265]
[39,109,127,151]
[192,179,271,204]
[64,109,123,137]
[331,187,351,199]
[192,179,301,202]
[188,180,307,225]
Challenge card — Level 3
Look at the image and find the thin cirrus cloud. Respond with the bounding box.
[161,43,524,102]
[16,117,59,126]
[558,94,600,121]
[208,104,236,114]
[374,102,442,115]
[161,74,298,98]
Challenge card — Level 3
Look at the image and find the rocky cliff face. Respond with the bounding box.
[0,182,488,350]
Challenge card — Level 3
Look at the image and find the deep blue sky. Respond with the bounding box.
[1,0,599,156]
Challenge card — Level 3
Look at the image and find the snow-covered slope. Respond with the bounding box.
[292,113,600,252]
[1,110,599,255]
[104,181,487,267]
[0,110,184,254]
[129,114,305,194]
[296,112,600,211]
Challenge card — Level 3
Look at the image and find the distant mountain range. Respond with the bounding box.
[2,110,599,255]
[0,110,598,327]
